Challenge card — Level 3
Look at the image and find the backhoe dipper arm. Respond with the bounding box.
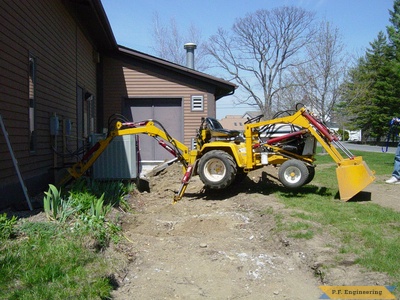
[67,120,190,180]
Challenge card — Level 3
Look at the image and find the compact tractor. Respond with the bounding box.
[64,105,375,202]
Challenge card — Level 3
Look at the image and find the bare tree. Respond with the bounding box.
[151,12,209,71]
[284,20,348,121]
[206,7,316,118]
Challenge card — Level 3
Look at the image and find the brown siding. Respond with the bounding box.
[103,56,214,147]
[0,0,97,203]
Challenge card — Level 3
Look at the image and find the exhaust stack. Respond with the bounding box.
[184,43,197,69]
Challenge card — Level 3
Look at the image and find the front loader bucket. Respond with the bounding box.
[336,156,375,201]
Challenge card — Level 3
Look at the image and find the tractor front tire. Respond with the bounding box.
[278,160,309,189]
[198,150,237,190]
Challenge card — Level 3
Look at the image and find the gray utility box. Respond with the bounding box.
[91,134,138,180]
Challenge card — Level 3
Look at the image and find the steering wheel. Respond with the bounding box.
[244,114,264,124]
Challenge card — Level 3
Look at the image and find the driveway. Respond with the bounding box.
[342,142,396,154]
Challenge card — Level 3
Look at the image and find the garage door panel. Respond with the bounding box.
[124,98,182,161]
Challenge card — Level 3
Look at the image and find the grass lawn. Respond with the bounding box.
[0,221,114,299]
[274,148,400,294]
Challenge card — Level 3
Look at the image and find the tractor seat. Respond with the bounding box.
[205,117,241,138]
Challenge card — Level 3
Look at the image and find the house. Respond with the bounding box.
[218,111,265,131]
[0,0,236,209]
[219,115,247,131]
[103,46,236,161]
[242,111,264,121]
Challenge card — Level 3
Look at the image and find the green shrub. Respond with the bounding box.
[43,184,62,220]
[43,184,79,222]
[0,213,17,239]
[42,182,122,249]
[69,178,133,209]
[68,190,98,212]
[73,195,120,249]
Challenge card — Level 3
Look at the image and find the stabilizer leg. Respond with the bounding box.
[174,162,197,203]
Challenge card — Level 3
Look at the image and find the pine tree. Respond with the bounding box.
[387,0,400,58]
[386,0,400,123]
[338,1,400,142]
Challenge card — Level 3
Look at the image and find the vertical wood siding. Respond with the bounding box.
[103,56,215,147]
[0,1,96,191]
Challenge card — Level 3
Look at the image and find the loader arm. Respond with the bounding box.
[245,108,344,166]
[245,107,375,201]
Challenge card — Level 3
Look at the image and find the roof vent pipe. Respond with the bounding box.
[184,43,197,69]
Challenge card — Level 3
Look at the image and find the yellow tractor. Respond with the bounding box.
[64,106,375,202]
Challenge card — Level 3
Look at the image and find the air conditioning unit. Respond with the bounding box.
[91,134,139,180]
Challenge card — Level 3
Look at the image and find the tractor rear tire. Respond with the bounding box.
[198,150,237,190]
[278,160,309,189]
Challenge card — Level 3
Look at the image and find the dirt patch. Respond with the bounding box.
[108,164,395,299]
[361,174,400,212]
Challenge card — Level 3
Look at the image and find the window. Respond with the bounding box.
[191,95,204,111]
[84,91,94,137]
[29,54,36,152]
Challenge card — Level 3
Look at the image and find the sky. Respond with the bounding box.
[101,0,395,119]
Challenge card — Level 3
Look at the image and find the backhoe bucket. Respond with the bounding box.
[336,156,375,201]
